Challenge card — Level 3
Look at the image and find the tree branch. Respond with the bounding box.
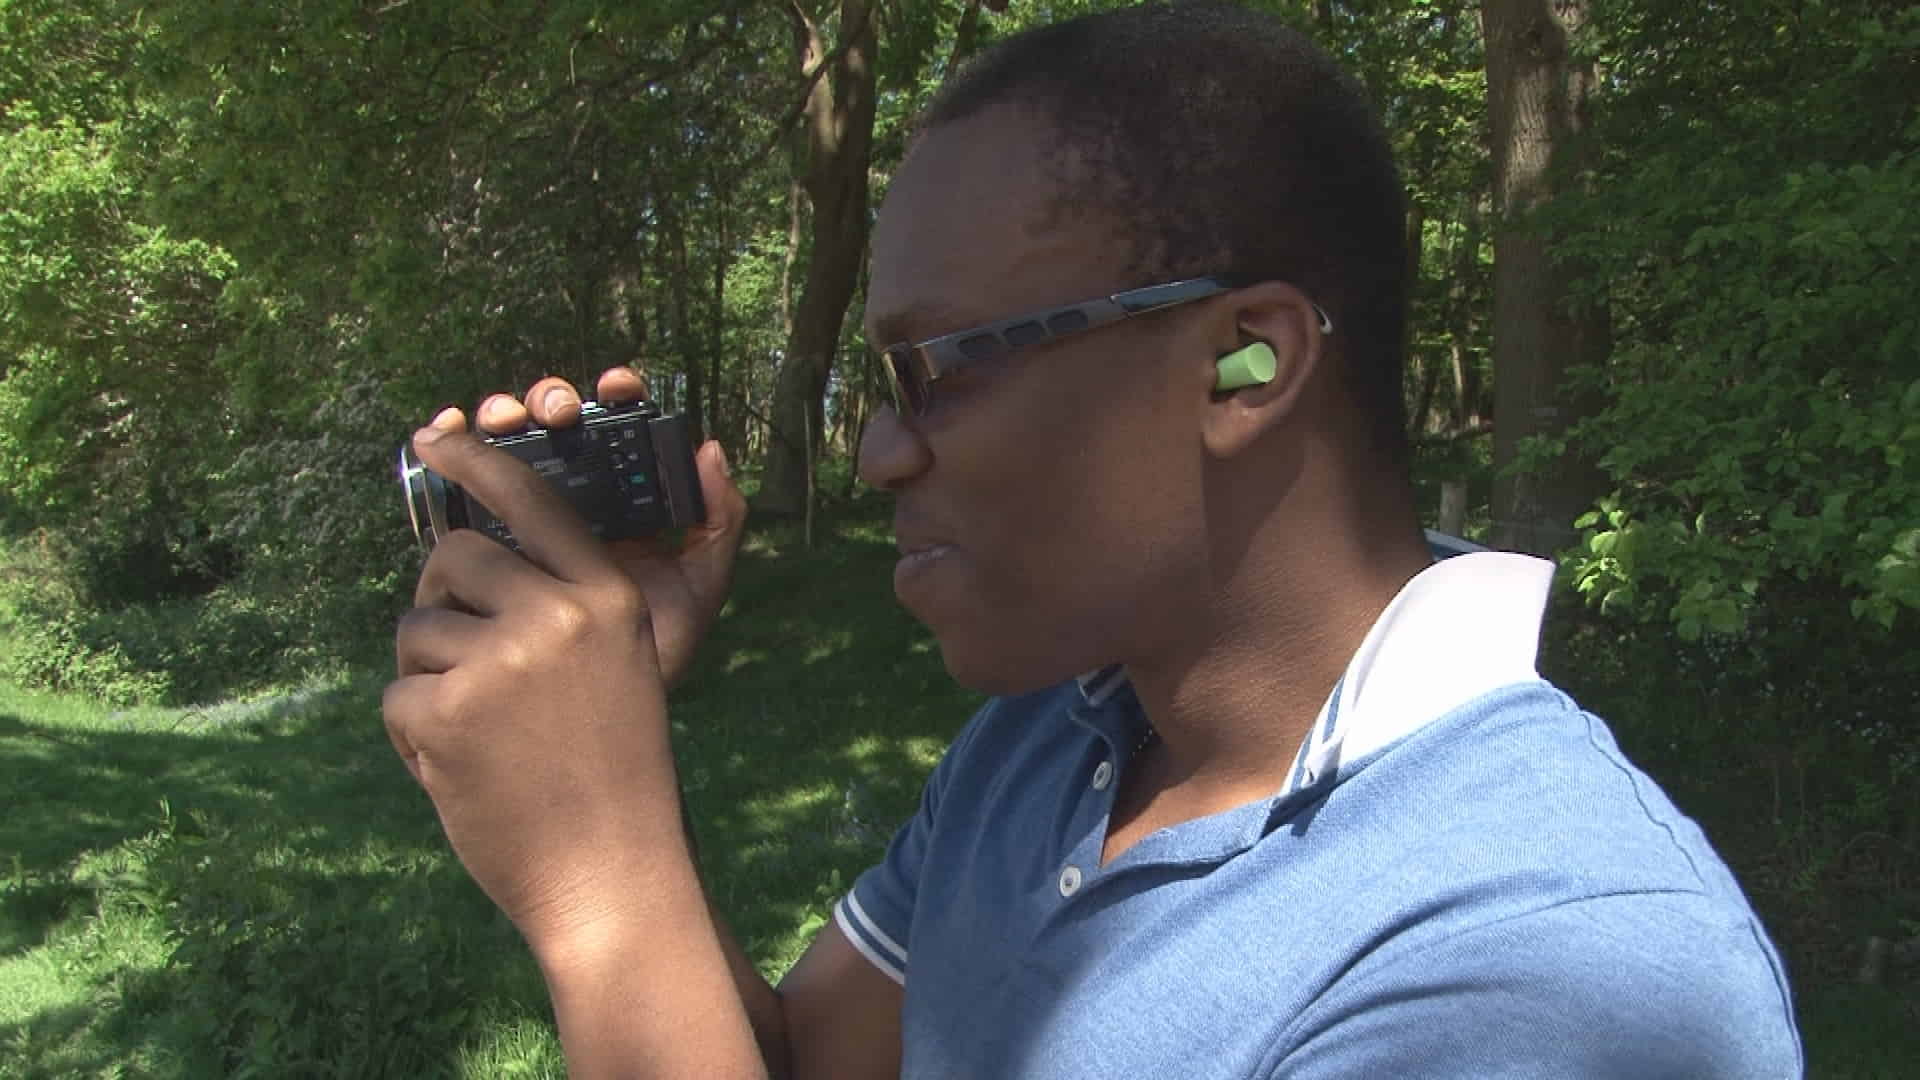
[746,1,878,172]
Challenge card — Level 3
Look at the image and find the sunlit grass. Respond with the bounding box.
[0,501,974,1076]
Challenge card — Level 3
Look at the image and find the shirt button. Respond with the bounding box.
[1058,865,1083,897]
[1091,760,1114,790]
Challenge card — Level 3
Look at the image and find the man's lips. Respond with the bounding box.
[894,547,954,585]
[893,514,960,584]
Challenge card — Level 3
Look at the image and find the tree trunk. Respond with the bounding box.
[1481,0,1609,556]
[1404,200,1433,432]
[781,175,802,341]
[1439,479,1469,536]
[949,0,988,72]
[1412,350,1442,438]
[708,195,728,452]
[1448,198,1487,429]
[758,0,876,518]
[662,201,705,445]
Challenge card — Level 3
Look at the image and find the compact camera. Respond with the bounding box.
[398,399,706,552]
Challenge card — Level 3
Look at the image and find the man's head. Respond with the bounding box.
[859,3,1414,693]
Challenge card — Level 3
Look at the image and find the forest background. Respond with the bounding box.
[1,0,1916,1075]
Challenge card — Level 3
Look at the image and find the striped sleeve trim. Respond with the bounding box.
[833,892,907,986]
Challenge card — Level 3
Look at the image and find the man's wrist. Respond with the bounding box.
[519,836,703,966]
[530,858,769,1080]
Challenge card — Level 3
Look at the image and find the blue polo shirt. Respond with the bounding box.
[833,553,1802,1077]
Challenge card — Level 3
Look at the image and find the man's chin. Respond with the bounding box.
[933,637,1088,699]
[898,579,1106,696]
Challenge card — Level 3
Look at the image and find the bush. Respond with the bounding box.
[0,603,172,707]
[1544,3,1920,639]
[0,375,418,704]
[211,376,420,646]
[1,534,297,705]
[157,855,517,1079]
[51,787,548,1079]
[0,533,172,705]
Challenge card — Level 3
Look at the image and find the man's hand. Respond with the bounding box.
[466,368,747,690]
[382,367,749,954]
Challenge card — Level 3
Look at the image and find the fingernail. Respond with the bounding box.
[714,443,731,477]
[545,387,576,414]
[413,425,446,447]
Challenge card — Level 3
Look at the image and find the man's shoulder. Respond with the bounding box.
[1317,679,1747,896]
[1275,889,1803,1078]
[1262,681,1801,1074]
[1246,679,1787,974]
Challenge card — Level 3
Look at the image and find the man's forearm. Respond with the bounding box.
[713,900,797,1080]
[533,848,773,1080]
[682,797,798,1079]
[529,752,808,1079]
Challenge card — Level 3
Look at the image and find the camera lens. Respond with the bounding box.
[398,444,451,551]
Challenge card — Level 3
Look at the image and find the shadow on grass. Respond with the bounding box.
[666,500,982,963]
[1,500,979,1077]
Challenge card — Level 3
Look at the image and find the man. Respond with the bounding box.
[385,4,1802,1076]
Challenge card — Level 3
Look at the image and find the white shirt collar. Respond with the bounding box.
[1284,550,1553,795]
[1078,550,1555,796]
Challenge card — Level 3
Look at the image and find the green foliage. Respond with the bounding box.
[0,0,809,697]
[0,670,567,1077]
[0,605,171,708]
[0,118,239,526]
[1541,0,1920,639]
[210,376,417,666]
[158,849,510,1078]
[0,534,170,704]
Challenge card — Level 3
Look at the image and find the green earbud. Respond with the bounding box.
[1214,342,1277,392]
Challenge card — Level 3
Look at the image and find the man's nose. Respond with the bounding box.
[857,406,933,491]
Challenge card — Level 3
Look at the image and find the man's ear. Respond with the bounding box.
[1201,281,1328,459]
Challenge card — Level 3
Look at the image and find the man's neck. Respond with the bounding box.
[1105,515,1431,855]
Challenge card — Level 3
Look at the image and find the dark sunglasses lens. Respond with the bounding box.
[887,351,926,415]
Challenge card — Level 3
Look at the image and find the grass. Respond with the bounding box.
[0,504,976,1077]
[1,498,1913,1076]
[0,672,544,1076]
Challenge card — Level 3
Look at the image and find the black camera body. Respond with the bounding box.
[399,400,706,551]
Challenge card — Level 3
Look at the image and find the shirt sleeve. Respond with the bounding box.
[833,700,996,987]
[1268,892,1803,1079]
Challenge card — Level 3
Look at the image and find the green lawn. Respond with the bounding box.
[2,506,1911,1076]
[0,511,974,1077]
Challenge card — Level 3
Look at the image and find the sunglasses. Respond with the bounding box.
[879,276,1332,416]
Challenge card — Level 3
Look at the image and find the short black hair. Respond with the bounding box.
[920,1,1411,467]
